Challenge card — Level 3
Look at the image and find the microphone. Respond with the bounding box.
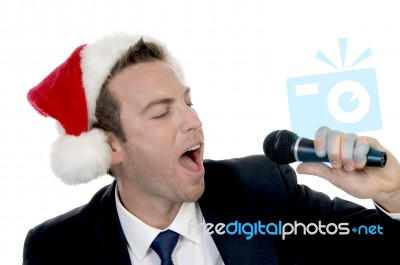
[263,129,387,167]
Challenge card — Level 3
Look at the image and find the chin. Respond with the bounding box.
[182,182,205,202]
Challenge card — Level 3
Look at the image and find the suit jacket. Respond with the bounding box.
[23,155,400,265]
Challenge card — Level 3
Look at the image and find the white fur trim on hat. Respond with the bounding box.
[50,129,112,185]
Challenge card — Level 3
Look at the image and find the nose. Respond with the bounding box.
[180,104,203,133]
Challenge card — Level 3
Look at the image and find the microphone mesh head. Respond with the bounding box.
[263,130,297,164]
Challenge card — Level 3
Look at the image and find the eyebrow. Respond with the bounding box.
[140,87,191,115]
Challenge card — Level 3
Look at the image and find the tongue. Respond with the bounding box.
[179,154,198,171]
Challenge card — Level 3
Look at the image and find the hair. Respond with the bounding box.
[93,37,166,142]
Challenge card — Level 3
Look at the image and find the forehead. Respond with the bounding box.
[107,60,188,107]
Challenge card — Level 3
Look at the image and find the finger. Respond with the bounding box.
[354,136,369,169]
[314,126,331,157]
[341,133,357,171]
[327,130,343,168]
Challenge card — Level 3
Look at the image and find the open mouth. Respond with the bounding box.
[179,144,202,172]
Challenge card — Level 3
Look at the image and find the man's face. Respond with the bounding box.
[108,60,205,204]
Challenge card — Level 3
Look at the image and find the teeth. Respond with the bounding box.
[188,144,201,152]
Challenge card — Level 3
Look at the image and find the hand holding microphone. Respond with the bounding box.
[263,128,387,168]
[262,126,400,212]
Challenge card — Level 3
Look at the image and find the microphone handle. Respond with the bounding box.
[294,138,387,167]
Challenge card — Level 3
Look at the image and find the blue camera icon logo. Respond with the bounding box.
[286,39,382,138]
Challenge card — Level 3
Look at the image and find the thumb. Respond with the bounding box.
[296,162,333,179]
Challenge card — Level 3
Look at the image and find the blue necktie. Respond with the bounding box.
[151,229,180,265]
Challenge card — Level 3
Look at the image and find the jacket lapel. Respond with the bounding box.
[90,181,132,265]
[199,203,278,265]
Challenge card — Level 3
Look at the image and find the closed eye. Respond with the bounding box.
[152,109,171,119]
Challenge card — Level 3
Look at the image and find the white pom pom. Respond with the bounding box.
[50,129,112,185]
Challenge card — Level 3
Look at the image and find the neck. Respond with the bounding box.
[116,180,182,229]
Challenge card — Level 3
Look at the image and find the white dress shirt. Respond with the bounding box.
[115,187,225,265]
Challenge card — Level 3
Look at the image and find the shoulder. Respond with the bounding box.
[23,181,132,264]
[203,154,297,188]
[31,182,113,232]
[23,182,115,257]
[201,154,297,209]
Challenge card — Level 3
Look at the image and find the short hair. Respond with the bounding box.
[93,37,166,141]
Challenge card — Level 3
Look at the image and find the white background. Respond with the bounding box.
[1,0,399,264]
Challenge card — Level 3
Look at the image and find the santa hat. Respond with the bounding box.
[27,32,184,185]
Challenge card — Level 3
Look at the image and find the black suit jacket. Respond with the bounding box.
[23,155,400,264]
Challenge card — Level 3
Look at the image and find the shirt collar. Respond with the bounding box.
[115,184,203,261]
[169,200,203,245]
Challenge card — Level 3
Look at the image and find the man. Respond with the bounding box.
[23,32,400,265]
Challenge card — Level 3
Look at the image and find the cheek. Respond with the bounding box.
[125,140,180,188]
[125,130,175,164]
[120,115,180,159]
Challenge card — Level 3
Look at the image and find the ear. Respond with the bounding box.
[105,131,124,165]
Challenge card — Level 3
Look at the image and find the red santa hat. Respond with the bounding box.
[27,32,184,185]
